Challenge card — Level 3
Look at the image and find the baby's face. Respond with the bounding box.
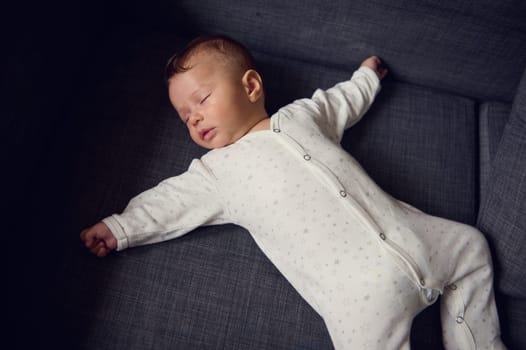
[168,53,258,149]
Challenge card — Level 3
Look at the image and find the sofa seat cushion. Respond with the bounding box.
[62,225,333,349]
[496,296,526,350]
[59,32,334,350]
[61,31,477,350]
[344,81,478,224]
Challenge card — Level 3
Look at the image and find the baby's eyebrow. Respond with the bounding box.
[190,81,213,99]
[189,87,208,102]
[190,88,202,98]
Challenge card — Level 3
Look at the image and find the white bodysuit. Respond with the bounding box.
[103,67,505,349]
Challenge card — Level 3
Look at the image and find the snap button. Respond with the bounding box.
[379,232,386,240]
[339,190,347,197]
[273,128,281,133]
[448,284,458,291]
[456,316,464,324]
[303,154,311,161]
[420,279,426,286]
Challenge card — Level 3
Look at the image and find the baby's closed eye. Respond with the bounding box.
[178,112,190,124]
[200,93,211,104]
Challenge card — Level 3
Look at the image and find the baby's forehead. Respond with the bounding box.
[168,52,231,102]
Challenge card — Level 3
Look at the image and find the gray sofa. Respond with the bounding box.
[8,0,526,349]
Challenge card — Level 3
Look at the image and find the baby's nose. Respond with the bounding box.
[189,113,202,126]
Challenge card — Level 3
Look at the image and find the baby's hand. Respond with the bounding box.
[80,221,117,257]
[361,56,388,80]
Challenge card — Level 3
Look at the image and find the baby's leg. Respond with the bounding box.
[319,247,427,350]
[439,225,506,350]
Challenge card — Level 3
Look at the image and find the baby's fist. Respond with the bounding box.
[361,56,388,80]
[80,221,117,257]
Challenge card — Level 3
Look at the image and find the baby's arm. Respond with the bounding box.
[298,56,387,141]
[80,158,227,255]
[80,221,117,257]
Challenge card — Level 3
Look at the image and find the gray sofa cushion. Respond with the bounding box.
[171,0,526,101]
[477,70,526,299]
[479,102,510,205]
[10,1,526,349]
[257,53,478,224]
[60,32,481,349]
[497,296,526,350]
[62,226,333,349]
[59,32,333,350]
[344,81,477,224]
[476,69,526,350]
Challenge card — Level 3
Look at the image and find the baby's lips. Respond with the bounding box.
[199,127,215,141]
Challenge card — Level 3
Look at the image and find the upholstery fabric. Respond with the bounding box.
[477,70,526,299]
[62,226,333,350]
[257,52,477,224]
[476,67,526,350]
[58,32,334,350]
[344,82,477,224]
[170,0,526,101]
[56,31,482,349]
[37,1,526,348]
[478,102,510,205]
[496,296,526,350]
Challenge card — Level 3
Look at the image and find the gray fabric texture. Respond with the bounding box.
[170,0,526,102]
[257,52,477,224]
[478,102,511,205]
[476,70,526,349]
[59,32,334,350]
[344,81,477,224]
[58,32,457,349]
[46,2,526,348]
[477,69,526,299]
[62,226,333,350]
[496,296,526,350]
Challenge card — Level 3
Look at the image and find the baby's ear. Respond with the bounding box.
[242,69,264,102]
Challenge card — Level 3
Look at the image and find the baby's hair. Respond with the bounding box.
[165,35,257,83]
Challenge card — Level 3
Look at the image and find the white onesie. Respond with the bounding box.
[103,67,505,349]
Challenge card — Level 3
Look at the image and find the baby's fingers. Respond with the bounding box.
[94,241,109,257]
[81,228,102,251]
[80,222,115,257]
[87,240,103,255]
[80,229,94,247]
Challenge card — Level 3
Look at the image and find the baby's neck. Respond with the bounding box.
[246,117,270,133]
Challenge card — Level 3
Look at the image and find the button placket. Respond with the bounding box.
[273,127,350,210]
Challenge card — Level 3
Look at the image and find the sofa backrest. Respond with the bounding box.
[159,0,526,102]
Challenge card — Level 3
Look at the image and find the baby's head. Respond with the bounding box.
[166,35,267,149]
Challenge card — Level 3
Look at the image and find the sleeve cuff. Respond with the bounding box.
[356,66,381,86]
[102,215,129,251]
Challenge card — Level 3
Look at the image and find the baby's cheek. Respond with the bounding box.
[189,132,201,145]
